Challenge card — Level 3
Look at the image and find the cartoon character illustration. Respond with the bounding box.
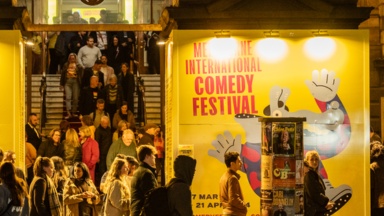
[209,69,352,215]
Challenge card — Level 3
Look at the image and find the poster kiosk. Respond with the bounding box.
[259,117,306,216]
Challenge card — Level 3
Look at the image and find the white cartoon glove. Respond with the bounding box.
[208,131,242,164]
[305,69,340,102]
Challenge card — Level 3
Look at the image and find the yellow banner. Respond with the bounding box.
[169,30,370,216]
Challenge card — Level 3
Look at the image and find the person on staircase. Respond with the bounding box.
[81,59,104,89]
[60,59,82,119]
[117,62,135,113]
[79,76,103,117]
[112,101,136,132]
[89,99,110,128]
[102,75,124,128]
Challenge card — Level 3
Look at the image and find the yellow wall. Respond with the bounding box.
[168,29,370,215]
[0,31,25,170]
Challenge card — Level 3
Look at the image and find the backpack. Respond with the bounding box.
[140,179,183,216]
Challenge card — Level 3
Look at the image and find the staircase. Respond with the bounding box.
[27,74,161,134]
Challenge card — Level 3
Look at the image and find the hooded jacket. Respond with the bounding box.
[167,155,197,216]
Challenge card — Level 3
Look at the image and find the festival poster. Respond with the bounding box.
[294,188,305,216]
[168,30,370,215]
[295,122,304,159]
[262,122,273,155]
[261,155,273,190]
[260,190,273,216]
[272,189,295,216]
[272,122,296,155]
[272,156,296,188]
[295,160,304,185]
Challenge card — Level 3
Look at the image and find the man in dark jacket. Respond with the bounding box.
[95,116,112,186]
[79,75,103,116]
[168,155,197,216]
[138,123,158,146]
[130,145,158,216]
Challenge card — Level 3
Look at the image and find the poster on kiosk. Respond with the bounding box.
[167,29,370,215]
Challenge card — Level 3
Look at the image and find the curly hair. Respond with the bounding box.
[0,162,29,206]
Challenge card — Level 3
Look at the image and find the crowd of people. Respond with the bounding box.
[0,111,197,215]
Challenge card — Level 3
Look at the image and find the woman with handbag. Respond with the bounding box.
[103,158,130,216]
[0,162,29,216]
[63,162,100,216]
[29,156,62,216]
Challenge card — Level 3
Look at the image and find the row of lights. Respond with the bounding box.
[207,30,335,61]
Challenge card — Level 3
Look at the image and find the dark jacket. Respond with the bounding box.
[130,162,157,216]
[37,139,65,158]
[29,177,51,216]
[81,68,104,89]
[304,168,329,216]
[102,84,124,107]
[79,86,103,115]
[371,160,384,210]
[63,142,82,166]
[138,132,154,146]
[26,123,42,150]
[168,155,196,216]
[94,125,112,158]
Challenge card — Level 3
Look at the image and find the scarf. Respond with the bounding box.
[46,176,63,216]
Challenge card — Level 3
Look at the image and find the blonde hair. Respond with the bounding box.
[79,126,92,138]
[65,128,80,147]
[49,128,61,138]
[304,150,320,170]
[104,158,130,193]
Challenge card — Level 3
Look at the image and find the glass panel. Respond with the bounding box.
[20,0,172,25]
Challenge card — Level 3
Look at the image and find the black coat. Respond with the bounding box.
[79,86,103,115]
[304,169,329,216]
[26,123,42,150]
[130,162,157,216]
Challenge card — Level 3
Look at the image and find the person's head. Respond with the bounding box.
[101,55,108,65]
[144,123,158,135]
[73,162,91,180]
[117,120,129,132]
[305,150,320,170]
[89,17,96,24]
[3,150,16,164]
[0,161,28,207]
[122,129,135,146]
[73,11,81,22]
[281,129,289,143]
[81,115,93,126]
[59,120,70,132]
[126,156,139,176]
[109,158,129,179]
[34,156,54,178]
[89,75,99,88]
[121,62,129,72]
[174,155,196,185]
[278,204,284,211]
[51,156,68,178]
[109,74,117,87]
[93,59,103,71]
[66,14,74,23]
[67,53,77,63]
[113,36,119,46]
[120,101,128,114]
[78,126,92,139]
[371,142,384,162]
[28,113,39,127]
[100,116,110,129]
[137,145,157,167]
[96,99,105,111]
[86,36,95,48]
[65,128,80,147]
[224,151,242,172]
[49,128,61,144]
[99,9,107,20]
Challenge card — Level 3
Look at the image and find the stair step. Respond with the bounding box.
[145,86,160,92]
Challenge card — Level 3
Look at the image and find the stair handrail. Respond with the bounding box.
[136,70,146,127]
[39,75,47,131]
